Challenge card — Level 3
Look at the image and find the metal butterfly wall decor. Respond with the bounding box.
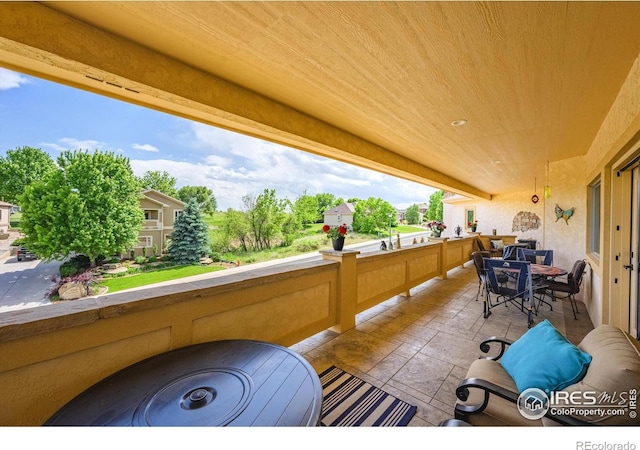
[554,204,575,225]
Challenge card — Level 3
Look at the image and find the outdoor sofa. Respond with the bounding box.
[454,321,640,426]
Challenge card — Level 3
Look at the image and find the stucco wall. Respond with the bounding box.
[0,237,471,425]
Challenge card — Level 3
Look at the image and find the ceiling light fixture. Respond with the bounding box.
[451,119,467,127]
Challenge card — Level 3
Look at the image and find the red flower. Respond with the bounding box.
[323,223,348,239]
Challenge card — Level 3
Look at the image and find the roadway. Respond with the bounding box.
[0,254,59,312]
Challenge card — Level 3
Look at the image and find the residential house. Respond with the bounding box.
[0,200,12,234]
[137,189,184,256]
[323,202,355,229]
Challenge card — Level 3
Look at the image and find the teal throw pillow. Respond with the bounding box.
[500,320,592,393]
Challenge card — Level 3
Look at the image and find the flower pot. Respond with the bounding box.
[431,231,442,238]
[471,225,477,232]
[332,236,345,251]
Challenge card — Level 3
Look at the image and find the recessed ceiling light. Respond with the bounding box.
[451,119,467,127]
[490,160,501,165]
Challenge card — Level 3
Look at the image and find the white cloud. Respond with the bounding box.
[132,143,159,152]
[131,122,438,211]
[0,68,31,90]
[41,138,107,152]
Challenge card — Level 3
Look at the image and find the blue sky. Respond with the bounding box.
[0,68,437,210]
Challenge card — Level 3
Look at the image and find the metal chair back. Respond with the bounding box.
[484,258,533,301]
[517,248,554,266]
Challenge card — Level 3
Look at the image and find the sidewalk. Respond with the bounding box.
[0,230,21,261]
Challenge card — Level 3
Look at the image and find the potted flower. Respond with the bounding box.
[323,223,348,251]
[468,220,478,232]
[426,221,446,237]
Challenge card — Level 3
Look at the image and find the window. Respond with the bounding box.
[465,207,476,230]
[174,210,183,221]
[589,178,601,255]
[137,236,152,248]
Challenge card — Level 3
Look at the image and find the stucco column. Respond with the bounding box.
[320,249,360,333]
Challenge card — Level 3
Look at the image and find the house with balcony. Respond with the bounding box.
[137,189,184,256]
[1,3,639,430]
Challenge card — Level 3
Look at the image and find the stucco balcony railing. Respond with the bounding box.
[142,219,160,229]
[0,235,475,425]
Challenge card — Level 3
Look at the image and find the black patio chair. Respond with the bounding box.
[545,259,587,320]
[475,238,501,258]
[471,251,508,303]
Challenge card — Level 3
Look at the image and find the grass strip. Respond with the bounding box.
[100,265,226,293]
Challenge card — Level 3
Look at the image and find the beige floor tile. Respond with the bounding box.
[293,263,594,426]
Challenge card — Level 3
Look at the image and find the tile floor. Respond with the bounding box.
[290,261,594,426]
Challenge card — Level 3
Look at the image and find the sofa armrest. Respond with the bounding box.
[455,377,519,417]
[455,377,594,426]
[478,336,513,361]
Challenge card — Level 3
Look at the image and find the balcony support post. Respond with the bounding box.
[320,249,360,333]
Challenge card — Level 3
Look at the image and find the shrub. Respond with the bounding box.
[135,256,147,264]
[46,271,95,301]
[10,237,26,247]
[209,252,222,262]
[127,267,141,275]
[59,262,81,278]
[147,255,157,263]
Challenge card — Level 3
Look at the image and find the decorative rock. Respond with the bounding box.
[102,263,122,270]
[58,282,88,300]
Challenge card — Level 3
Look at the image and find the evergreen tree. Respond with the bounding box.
[168,198,210,264]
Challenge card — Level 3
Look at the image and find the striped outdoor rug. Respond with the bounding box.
[319,365,417,427]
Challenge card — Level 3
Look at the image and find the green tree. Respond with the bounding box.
[405,204,421,225]
[177,185,217,215]
[168,198,210,264]
[20,150,143,267]
[352,197,396,234]
[293,191,318,227]
[426,190,444,222]
[139,170,178,198]
[222,208,251,252]
[315,193,342,223]
[0,146,57,205]
[243,188,286,250]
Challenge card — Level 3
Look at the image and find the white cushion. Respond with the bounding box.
[491,239,504,250]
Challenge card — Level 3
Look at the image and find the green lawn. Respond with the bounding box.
[9,211,22,231]
[100,264,226,294]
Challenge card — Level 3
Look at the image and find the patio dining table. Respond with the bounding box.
[44,339,323,426]
[530,264,567,277]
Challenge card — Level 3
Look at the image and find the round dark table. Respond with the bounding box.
[44,339,323,426]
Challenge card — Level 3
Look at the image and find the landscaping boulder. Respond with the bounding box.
[58,282,88,300]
